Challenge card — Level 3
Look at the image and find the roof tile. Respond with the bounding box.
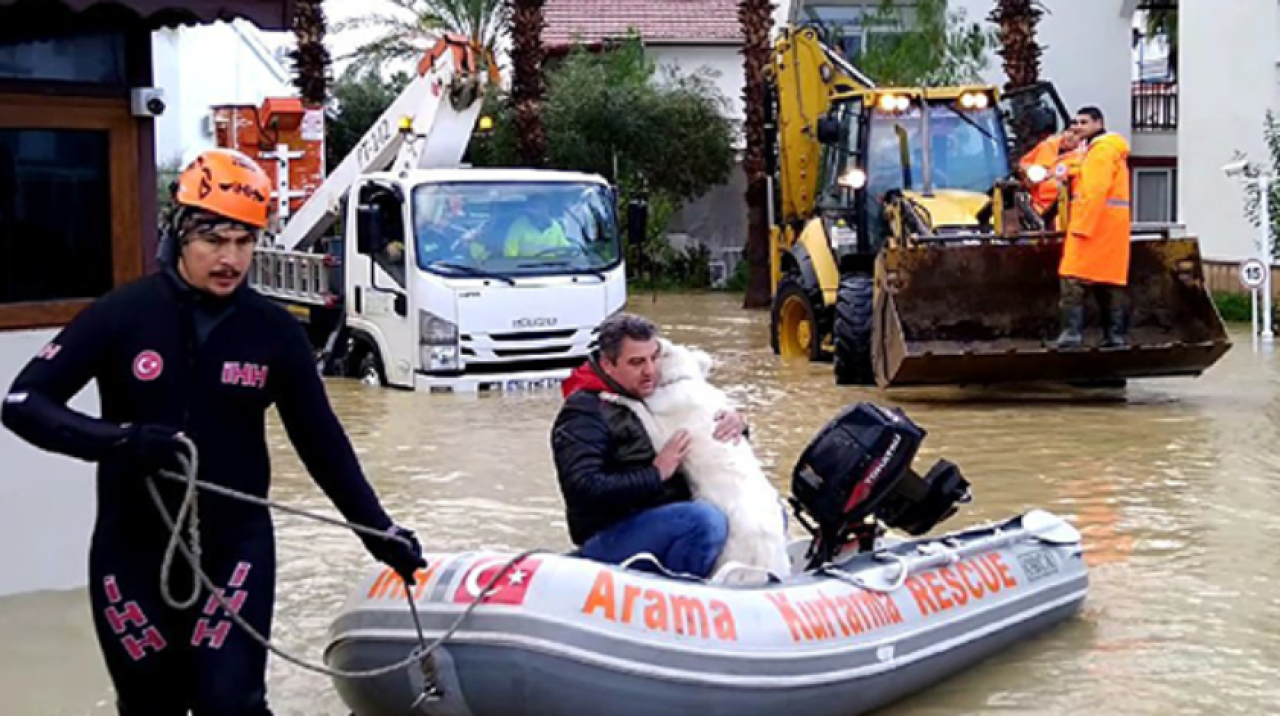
[544,0,743,46]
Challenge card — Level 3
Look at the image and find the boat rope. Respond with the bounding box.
[819,552,910,593]
[146,436,543,692]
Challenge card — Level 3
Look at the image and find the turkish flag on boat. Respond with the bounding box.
[452,556,542,606]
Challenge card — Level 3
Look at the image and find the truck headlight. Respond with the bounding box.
[421,345,459,371]
[419,310,458,345]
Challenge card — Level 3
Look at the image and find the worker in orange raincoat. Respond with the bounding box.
[1051,107,1132,349]
[1020,129,1083,227]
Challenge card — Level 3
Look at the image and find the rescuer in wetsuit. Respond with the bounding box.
[0,148,426,715]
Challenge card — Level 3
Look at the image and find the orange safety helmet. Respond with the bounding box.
[174,148,274,229]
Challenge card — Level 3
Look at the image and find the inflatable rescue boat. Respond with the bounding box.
[324,403,1090,716]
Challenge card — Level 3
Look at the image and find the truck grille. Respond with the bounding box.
[485,329,578,342]
[493,345,572,358]
[462,356,587,375]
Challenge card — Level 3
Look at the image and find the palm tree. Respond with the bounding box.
[988,0,1045,91]
[336,0,506,75]
[290,0,332,106]
[508,0,548,166]
[739,0,775,309]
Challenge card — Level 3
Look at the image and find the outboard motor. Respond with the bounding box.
[789,402,972,569]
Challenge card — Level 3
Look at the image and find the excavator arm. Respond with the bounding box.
[771,26,874,227]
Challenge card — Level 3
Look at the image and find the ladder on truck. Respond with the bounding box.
[250,250,338,307]
[248,34,492,305]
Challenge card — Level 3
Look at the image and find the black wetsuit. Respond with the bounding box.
[1,268,394,715]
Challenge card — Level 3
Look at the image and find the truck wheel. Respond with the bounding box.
[772,276,827,361]
[356,349,385,387]
[834,274,875,386]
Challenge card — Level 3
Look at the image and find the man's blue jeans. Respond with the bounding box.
[580,502,728,579]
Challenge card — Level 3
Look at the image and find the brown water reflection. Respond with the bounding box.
[3,292,1279,715]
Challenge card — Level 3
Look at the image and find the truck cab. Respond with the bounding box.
[342,168,627,391]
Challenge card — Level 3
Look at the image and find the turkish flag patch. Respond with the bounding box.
[452,556,542,606]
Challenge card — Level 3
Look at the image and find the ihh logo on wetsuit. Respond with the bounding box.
[222,362,269,389]
[132,350,164,381]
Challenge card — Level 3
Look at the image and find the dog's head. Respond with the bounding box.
[656,338,714,387]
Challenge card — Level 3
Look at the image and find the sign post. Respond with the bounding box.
[1240,257,1267,342]
[1260,173,1274,341]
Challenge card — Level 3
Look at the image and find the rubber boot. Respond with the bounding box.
[1051,306,1085,349]
[1050,279,1084,349]
[1101,286,1130,348]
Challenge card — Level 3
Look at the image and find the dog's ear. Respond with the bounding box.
[692,348,714,377]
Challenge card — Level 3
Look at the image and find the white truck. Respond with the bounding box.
[250,37,633,391]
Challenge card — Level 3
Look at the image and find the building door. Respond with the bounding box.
[0,95,141,330]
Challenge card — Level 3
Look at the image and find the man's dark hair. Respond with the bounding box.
[1077,106,1105,125]
[596,313,657,362]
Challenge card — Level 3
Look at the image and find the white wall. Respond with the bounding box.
[0,332,98,597]
[1179,0,1279,261]
[1133,131,1177,159]
[646,44,746,124]
[151,19,296,169]
[953,0,1134,137]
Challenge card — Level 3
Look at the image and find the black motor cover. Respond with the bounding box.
[790,403,925,539]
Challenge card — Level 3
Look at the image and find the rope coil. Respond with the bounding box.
[148,436,542,690]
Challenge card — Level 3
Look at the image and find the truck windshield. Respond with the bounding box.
[413,181,621,276]
[866,104,1008,196]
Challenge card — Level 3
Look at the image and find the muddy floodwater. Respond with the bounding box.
[3,292,1280,715]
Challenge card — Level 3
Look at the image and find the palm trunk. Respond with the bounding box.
[988,0,1045,92]
[290,0,331,107]
[739,0,775,309]
[510,0,548,166]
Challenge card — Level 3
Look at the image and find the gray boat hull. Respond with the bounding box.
[325,510,1088,716]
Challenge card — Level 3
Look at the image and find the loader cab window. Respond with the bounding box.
[413,181,621,278]
[817,100,864,214]
[356,182,407,287]
[866,103,1009,197]
[927,105,1008,193]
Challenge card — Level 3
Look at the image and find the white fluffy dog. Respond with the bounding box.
[607,339,791,584]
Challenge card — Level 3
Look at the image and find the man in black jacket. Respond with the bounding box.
[551,313,747,578]
[1,148,424,716]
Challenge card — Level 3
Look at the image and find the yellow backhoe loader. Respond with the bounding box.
[766,26,1231,388]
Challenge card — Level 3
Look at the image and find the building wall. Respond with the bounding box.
[645,44,746,125]
[1179,0,1279,261]
[151,19,295,169]
[0,331,98,597]
[1133,130,1177,159]
[954,0,1135,138]
[642,42,750,275]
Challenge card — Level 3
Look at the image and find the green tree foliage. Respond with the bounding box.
[471,34,736,284]
[1235,111,1280,261]
[324,68,413,170]
[844,0,994,86]
[335,0,505,74]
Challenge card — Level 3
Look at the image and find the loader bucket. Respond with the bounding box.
[872,238,1232,388]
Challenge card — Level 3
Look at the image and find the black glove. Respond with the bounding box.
[362,524,427,585]
[115,423,188,476]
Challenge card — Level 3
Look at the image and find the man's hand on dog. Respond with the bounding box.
[712,409,748,444]
[654,430,692,481]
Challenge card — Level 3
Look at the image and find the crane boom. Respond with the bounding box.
[272,35,488,251]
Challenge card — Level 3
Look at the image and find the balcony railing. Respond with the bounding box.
[1133,82,1178,132]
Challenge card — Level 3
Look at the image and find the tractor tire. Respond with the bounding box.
[771,275,828,361]
[834,273,875,386]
